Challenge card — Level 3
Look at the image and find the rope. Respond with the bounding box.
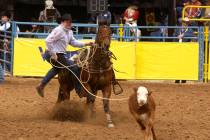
[49,46,114,74]
[113,68,127,74]
[81,66,113,73]
[53,58,129,101]
[47,47,90,69]
[49,47,94,83]
[49,46,96,69]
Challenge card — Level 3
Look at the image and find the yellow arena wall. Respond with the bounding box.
[135,42,199,80]
[13,38,199,80]
[208,48,210,80]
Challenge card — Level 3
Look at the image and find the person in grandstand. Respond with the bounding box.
[123,5,141,41]
[39,0,61,23]
[184,0,202,20]
[0,63,4,83]
[0,11,19,72]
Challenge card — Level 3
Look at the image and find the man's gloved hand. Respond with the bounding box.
[51,53,58,61]
[69,54,79,62]
[85,42,95,47]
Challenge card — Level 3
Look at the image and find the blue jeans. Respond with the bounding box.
[0,64,4,83]
[41,51,81,93]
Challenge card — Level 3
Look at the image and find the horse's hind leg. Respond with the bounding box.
[102,85,114,128]
[85,85,96,118]
[86,90,96,118]
[57,86,70,103]
[57,87,65,103]
[86,93,96,118]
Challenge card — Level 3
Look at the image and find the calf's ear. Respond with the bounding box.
[133,87,138,93]
[148,91,152,95]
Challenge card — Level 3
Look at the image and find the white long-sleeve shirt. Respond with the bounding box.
[46,25,85,54]
[0,22,20,37]
[0,22,10,31]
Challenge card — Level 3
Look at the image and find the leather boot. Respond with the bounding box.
[36,83,45,97]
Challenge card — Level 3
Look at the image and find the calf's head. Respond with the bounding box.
[134,86,151,106]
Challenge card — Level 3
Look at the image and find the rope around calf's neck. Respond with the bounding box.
[54,58,129,101]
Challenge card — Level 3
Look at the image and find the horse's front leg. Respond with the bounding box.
[102,84,114,128]
[57,85,70,103]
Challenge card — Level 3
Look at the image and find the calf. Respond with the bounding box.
[129,86,156,140]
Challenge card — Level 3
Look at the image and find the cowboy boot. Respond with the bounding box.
[36,83,45,97]
[36,67,58,98]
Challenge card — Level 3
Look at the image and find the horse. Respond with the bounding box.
[57,24,116,128]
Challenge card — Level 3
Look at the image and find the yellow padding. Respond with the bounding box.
[14,38,50,77]
[136,42,199,80]
[110,42,136,79]
[13,38,199,80]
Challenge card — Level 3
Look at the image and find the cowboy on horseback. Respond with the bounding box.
[36,13,94,97]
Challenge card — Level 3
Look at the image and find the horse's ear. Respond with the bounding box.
[133,87,138,93]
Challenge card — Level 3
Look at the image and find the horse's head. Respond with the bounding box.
[95,25,112,51]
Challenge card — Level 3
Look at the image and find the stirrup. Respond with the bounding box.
[112,81,123,95]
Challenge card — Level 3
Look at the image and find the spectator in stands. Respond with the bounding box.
[174,18,195,42]
[184,0,202,20]
[89,13,97,23]
[203,1,210,18]
[150,22,163,42]
[0,11,20,72]
[123,5,141,41]
[150,11,168,42]
[39,0,61,22]
[0,11,12,32]
[113,12,122,24]
[0,11,12,72]
[39,0,61,33]
[174,18,195,83]
[0,11,19,36]
[86,13,97,34]
[177,0,202,26]
[86,20,96,34]
[25,18,42,38]
[176,0,186,19]
[0,63,3,83]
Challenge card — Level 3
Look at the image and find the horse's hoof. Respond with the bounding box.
[108,123,115,128]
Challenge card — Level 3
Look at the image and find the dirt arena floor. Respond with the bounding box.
[0,77,210,140]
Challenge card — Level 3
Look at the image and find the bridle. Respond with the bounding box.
[80,25,116,73]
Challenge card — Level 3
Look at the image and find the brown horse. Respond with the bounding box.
[57,25,115,128]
